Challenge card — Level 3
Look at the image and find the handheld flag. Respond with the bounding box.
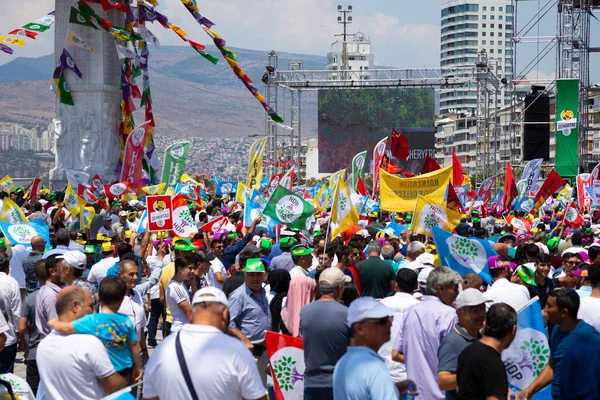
[421,154,441,174]
[0,176,13,193]
[171,194,198,237]
[389,128,409,160]
[266,331,305,399]
[64,184,86,216]
[432,226,494,284]
[372,137,387,196]
[247,138,267,189]
[314,185,329,211]
[451,149,466,186]
[564,201,584,228]
[380,166,452,212]
[502,162,518,211]
[263,185,315,230]
[142,183,166,195]
[103,182,131,199]
[413,196,461,236]
[0,198,28,224]
[533,169,566,210]
[330,179,360,238]
[199,216,228,233]
[501,298,552,399]
[0,219,49,247]
[281,166,295,191]
[91,174,104,193]
[80,206,96,230]
[161,141,190,190]
[351,151,367,191]
[478,176,496,204]
[29,178,42,200]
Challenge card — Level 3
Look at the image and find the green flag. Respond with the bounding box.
[351,151,367,190]
[57,73,74,106]
[69,7,98,29]
[555,79,579,179]
[22,22,52,32]
[263,185,315,230]
[161,142,190,190]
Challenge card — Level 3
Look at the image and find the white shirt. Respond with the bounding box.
[207,258,227,289]
[87,257,117,284]
[578,296,600,333]
[289,266,310,279]
[147,256,170,300]
[9,245,29,288]
[484,278,530,312]
[118,290,147,341]
[37,331,115,400]
[379,292,420,382]
[0,311,9,338]
[68,240,85,252]
[166,280,190,332]
[97,225,114,237]
[562,246,587,256]
[0,271,22,346]
[143,324,266,400]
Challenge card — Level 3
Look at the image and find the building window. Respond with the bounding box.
[491,23,494,28]
[499,6,503,11]
[490,32,495,36]
[482,32,486,36]
[490,40,494,45]
[364,66,368,70]
[491,6,495,11]
[499,24,503,29]
[491,15,495,20]
[482,40,486,45]
[506,5,513,12]
[498,49,502,54]
[498,40,503,45]
[482,23,486,28]
[499,15,503,20]
[506,24,513,30]
[490,49,494,53]
[482,15,487,20]
[483,6,487,11]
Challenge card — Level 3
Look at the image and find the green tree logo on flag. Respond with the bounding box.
[7,224,37,244]
[276,195,303,223]
[447,236,487,274]
[520,338,550,377]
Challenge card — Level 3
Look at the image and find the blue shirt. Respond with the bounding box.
[222,233,251,269]
[333,346,399,400]
[228,283,271,344]
[72,312,138,372]
[576,286,593,298]
[550,321,599,399]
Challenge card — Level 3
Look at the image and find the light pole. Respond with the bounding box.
[337,5,352,80]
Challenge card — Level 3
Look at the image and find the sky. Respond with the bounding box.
[0,0,598,81]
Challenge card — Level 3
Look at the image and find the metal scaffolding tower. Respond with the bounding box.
[262,52,478,177]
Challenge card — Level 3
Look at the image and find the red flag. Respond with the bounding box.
[381,154,415,177]
[478,176,496,204]
[78,184,107,208]
[502,163,518,211]
[534,169,566,209]
[103,182,131,199]
[199,215,228,233]
[8,29,38,39]
[281,167,295,190]
[188,39,206,52]
[446,184,465,213]
[421,155,441,174]
[451,149,465,186]
[266,331,304,400]
[100,0,128,12]
[356,175,367,196]
[121,120,151,189]
[372,137,387,196]
[389,128,409,160]
[29,178,42,200]
[505,216,532,234]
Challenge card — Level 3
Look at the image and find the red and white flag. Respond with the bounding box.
[29,178,42,200]
[372,137,387,196]
[78,184,107,208]
[91,174,104,193]
[171,194,198,237]
[199,215,228,233]
[280,167,295,190]
[121,120,151,189]
[103,182,131,199]
[565,201,584,228]
[266,331,305,400]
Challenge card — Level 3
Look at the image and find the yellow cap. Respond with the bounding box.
[101,242,114,252]
[96,234,112,242]
[124,230,132,239]
[433,254,441,267]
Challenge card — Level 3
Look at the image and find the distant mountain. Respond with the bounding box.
[0,45,330,138]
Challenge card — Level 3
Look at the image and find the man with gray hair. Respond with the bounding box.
[143,287,266,400]
[392,266,462,400]
[358,241,395,299]
[381,244,399,275]
[403,241,427,271]
[300,267,351,399]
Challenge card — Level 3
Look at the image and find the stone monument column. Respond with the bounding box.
[49,0,123,189]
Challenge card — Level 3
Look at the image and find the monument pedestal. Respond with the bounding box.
[50,1,123,189]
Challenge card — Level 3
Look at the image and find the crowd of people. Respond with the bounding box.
[0,187,599,399]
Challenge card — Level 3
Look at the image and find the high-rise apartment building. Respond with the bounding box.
[440,0,514,116]
[326,31,374,79]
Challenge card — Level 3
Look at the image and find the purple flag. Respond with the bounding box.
[53,48,82,80]
[0,43,13,55]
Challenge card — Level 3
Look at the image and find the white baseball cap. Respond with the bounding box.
[118,211,128,217]
[347,296,394,326]
[192,287,229,307]
[455,288,492,309]
[319,267,351,286]
[57,251,86,270]
[417,266,434,287]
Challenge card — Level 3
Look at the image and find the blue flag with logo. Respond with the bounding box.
[244,198,277,237]
[501,298,552,399]
[0,219,50,247]
[432,226,495,284]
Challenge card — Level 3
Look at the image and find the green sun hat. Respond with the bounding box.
[228,232,238,240]
[405,214,412,223]
[258,238,273,251]
[280,237,295,249]
[173,238,197,252]
[83,245,96,254]
[244,258,266,273]
[547,236,561,252]
[291,244,313,257]
[515,265,537,287]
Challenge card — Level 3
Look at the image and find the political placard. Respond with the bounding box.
[147,195,173,231]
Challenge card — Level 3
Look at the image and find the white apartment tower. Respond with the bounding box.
[440,0,514,115]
